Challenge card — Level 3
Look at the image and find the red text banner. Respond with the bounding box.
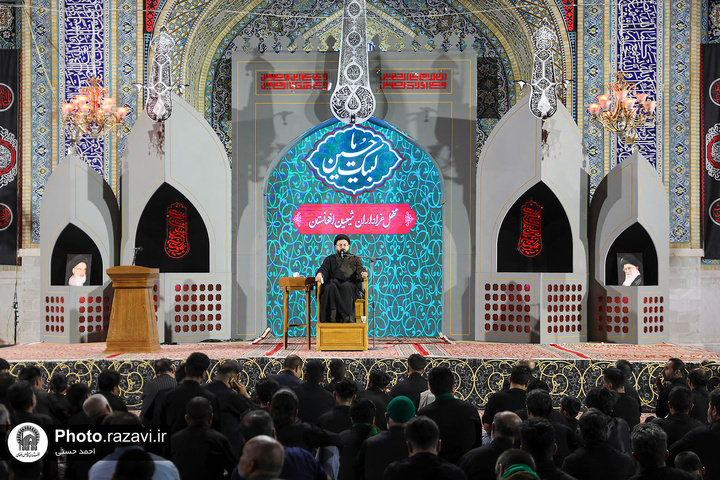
[259,72,329,91]
[292,204,416,234]
[379,71,450,91]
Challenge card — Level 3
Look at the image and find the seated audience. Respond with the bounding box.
[417,366,483,464]
[140,358,176,420]
[494,449,538,480]
[525,389,577,466]
[604,367,641,428]
[668,388,720,479]
[237,435,284,480]
[66,382,92,424]
[616,359,642,410]
[170,396,237,480]
[318,378,357,434]
[686,368,710,425]
[585,386,631,454]
[561,408,635,480]
[630,423,696,480]
[356,370,392,429]
[83,393,113,424]
[0,372,15,410]
[390,354,429,410]
[655,358,687,419]
[323,359,348,393]
[254,378,281,412]
[47,372,70,423]
[97,368,128,413]
[338,399,377,480]
[205,360,257,454]
[112,449,156,480]
[483,364,532,434]
[293,359,335,425]
[515,379,568,426]
[520,417,577,480]
[269,355,303,388]
[459,411,522,480]
[230,409,327,480]
[673,451,704,480]
[270,388,341,451]
[383,416,467,480]
[18,365,54,420]
[560,396,581,434]
[358,395,416,480]
[652,386,702,446]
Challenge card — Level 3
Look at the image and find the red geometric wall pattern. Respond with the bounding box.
[642,295,665,334]
[76,294,112,335]
[44,296,65,334]
[596,294,631,335]
[172,282,223,333]
[482,283,533,334]
[545,283,583,334]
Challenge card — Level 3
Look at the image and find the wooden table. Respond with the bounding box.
[279,276,316,350]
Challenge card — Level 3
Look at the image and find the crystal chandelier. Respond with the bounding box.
[586,72,657,145]
[62,77,128,147]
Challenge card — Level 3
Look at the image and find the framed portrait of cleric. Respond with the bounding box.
[65,254,92,287]
[616,253,643,286]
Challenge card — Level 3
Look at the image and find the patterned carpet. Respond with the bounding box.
[1,338,719,362]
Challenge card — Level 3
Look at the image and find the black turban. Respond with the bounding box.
[334,234,350,246]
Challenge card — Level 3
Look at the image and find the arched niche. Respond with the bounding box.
[497,182,572,273]
[604,223,658,286]
[50,224,103,286]
[134,183,210,273]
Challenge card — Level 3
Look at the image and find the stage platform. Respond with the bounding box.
[2,338,719,413]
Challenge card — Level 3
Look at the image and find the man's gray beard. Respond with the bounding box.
[622,271,640,286]
[70,274,86,286]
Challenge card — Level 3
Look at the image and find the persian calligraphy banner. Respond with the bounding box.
[0,50,19,265]
[257,72,329,93]
[379,70,450,91]
[702,44,720,259]
[292,204,416,234]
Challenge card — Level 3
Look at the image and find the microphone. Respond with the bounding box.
[340,250,345,259]
[132,246,143,266]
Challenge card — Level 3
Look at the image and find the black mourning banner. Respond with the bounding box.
[0,50,19,265]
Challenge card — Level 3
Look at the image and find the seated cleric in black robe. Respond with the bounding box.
[315,234,368,323]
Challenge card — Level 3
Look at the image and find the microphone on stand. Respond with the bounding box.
[132,246,143,266]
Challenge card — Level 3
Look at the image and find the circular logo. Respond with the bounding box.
[0,84,12,112]
[711,199,720,227]
[7,423,48,463]
[0,204,12,231]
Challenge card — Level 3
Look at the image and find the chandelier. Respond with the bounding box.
[62,77,128,146]
[586,72,657,145]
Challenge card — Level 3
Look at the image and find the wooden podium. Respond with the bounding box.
[104,266,162,353]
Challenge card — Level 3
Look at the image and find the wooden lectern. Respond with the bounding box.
[104,266,161,353]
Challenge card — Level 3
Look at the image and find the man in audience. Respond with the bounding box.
[417,366,482,464]
[140,358,176,419]
[318,378,357,433]
[520,417,576,480]
[560,396,581,434]
[655,358,687,419]
[88,412,180,480]
[269,388,341,452]
[323,359,348,393]
[112,449,155,480]
[603,366,641,428]
[494,449,538,480]
[383,416,467,480]
[390,354,428,410]
[337,399,377,480]
[0,359,9,374]
[686,368,710,425]
[483,364,532,434]
[630,423,696,480]
[170,396,237,480]
[293,359,335,425]
[269,355,303,388]
[97,368,129,413]
[0,372,14,409]
[66,382,92,424]
[674,452,704,479]
[47,372,70,423]
[255,378,281,412]
[357,395,415,480]
[237,436,284,480]
[515,380,568,426]
[230,409,327,480]
[459,411,522,480]
[668,388,720,479]
[525,389,577,466]
[205,360,257,454]
[84,393,113,424]
[585,386,630,454]
[616,359,642,409]
[18,364,54,419]
[652,387,702,446]
[561,408,635,480]
[356,370,393,429]
[160,352,222,434]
